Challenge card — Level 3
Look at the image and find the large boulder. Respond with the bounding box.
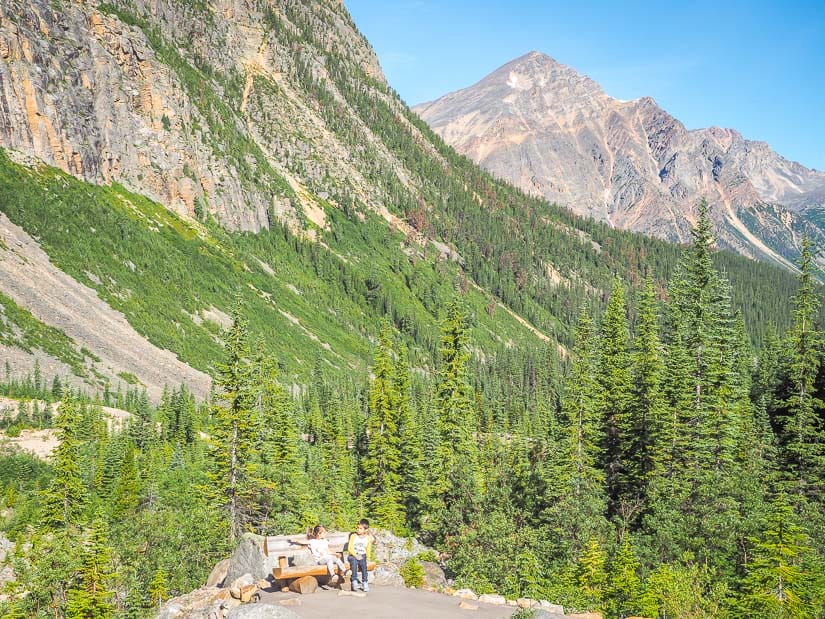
[371,530,430,564]
[370,562,404,587]
[225,534,280,584]
[421,561,447,590]
[226,605,301,619]
[206,558,231,587]
[153,586,231,619]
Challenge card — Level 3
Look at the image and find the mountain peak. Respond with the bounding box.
[414,52,825,272]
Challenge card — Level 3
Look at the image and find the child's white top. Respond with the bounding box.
[351,534,369,558]
[308,538,331,560]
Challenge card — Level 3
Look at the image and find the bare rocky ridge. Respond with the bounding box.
[415,51,825,270]
[0,0,420,235]
[0,212,210,400]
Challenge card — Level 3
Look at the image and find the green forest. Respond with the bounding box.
[1,205,823,618]
[0,1,824,617]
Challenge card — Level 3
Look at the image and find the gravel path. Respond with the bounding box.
[258,585,517,619]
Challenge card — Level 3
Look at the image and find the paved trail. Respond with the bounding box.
[258,585,518,618]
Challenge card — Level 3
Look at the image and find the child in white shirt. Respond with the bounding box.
[295,525,347,578]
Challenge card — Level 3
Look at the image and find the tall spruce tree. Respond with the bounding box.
[65,514,115,619]
[596,279,633,518]
[363,322,405,530]
[739,493,816,618]
[205,299,260,543]
[42,394,87,530]
[646,201,758,570]
[256,354,307,530]
[627,277,666,511]
[424,300,479,541]
[542,310,608,558]
[395,341,424,528]
[776,235,824,503]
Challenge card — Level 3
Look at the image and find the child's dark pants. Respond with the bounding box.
[347,554,368,585]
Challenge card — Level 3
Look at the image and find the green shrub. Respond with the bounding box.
[399,557,425,588]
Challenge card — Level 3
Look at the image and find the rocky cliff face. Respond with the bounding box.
[0,0,414,233]
[415,51,825,270]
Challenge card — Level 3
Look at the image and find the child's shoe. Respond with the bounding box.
[362,582,369,592]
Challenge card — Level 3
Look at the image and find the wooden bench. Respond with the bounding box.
[262,533,376,582]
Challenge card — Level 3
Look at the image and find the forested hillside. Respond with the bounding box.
[0,1,823,617]
[1,208,823,618]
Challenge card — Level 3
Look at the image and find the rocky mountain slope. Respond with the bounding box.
[415,51,825,271]
[0,4,809,398]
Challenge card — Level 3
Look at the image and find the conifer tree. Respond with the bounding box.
[395,341,424,528]
[647,202,756,569]
[576,538,608,611]
[42,394,87,530]
[542,311,608,558]
[363,322,404,531]
[256,354,307,529]
[627,277,666,508]
[205,299,260,543]
[596,278,633,517]
[66,514,115,619]
[425,301,479,541]
[148,568,168,611]
[777,235,824,503]
[740,493,815,618]
[607,537,642,618]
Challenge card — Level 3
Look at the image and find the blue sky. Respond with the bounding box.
[345,1,825,170]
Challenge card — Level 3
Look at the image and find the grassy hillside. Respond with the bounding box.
[0,148,544,383]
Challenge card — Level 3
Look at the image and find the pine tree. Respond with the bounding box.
[256,354,307,530]
[739,494,814,618]
[626,277,666,510]
[777,235,824,503]
[148,568,168,611]
[41,394,87,530]
[424,300,479,541]
[647,202,757,570]
[205,298,260,543]
[576,538,608,611]
[607,537,642,618]
[363,322,404,531]
[65,514,115,619]
[596,278,633,518]
[395,341,424,528]
[542,311,609,559]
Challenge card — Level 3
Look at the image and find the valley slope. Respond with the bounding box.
[0,3,808,398]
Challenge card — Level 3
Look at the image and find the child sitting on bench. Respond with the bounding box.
[292,524,347,579]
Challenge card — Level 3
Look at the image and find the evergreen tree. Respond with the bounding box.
[41,394,87,530]
[395,341,424,528]
[424,300,479,541]
[542,311,609,558]
[739,494,816,618]
[205,299,260,543]
[576,538,608,611]
[626,277,666,511]
[776,235,824,503]
[148,568,168,611]
[256,354,308,530]
[66,514,115,619]
[596,279,633,518]
[607,537,642,619]
[363,322,405,531]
